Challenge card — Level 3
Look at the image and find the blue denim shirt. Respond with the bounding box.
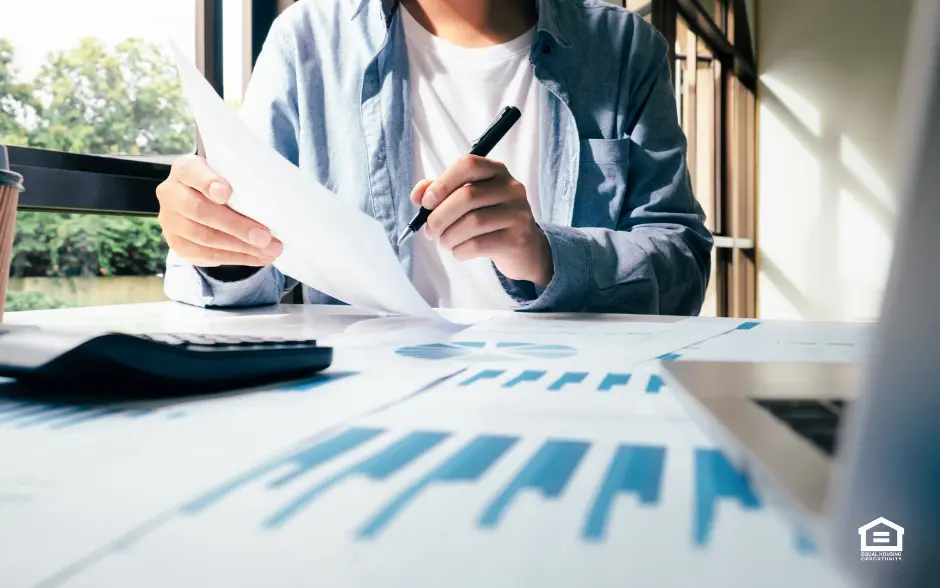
[164,0,713,315]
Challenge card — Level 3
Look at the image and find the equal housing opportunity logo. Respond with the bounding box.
[858,517,903,562]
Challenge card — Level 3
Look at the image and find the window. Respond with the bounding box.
[2,0,198,312]
[669,1,758,317]
[675,17,720,234]
[4,0,296,312]
[224,0,247,108]
[1,0,197,160]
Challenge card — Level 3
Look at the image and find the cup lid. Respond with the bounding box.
[0,145,24,191]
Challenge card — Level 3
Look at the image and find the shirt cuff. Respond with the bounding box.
[163,250,286,308]
[193,266,277,305]
[496,223,595,312]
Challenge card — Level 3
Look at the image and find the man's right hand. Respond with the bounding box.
[156,155,283,267]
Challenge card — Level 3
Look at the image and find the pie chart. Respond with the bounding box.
[395,341,578,362]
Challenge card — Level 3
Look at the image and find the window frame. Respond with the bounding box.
[662,0,757,317]
[9,0,232,215]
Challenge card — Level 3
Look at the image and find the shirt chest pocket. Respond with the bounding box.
[573,138,631,229]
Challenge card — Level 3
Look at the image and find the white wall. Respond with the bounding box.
[756,0,915,321]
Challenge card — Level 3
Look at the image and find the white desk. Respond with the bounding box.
[1,302,868,588]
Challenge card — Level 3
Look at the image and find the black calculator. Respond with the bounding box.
[0,325,333,400]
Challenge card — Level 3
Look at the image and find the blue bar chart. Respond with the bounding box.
[457,368,668,394]
[0,401,164,430]
[178,425,816,554]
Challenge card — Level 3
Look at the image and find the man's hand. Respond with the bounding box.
[410,155,554,287]
[156,155,283,268]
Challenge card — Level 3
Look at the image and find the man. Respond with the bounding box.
[158,0,713,315]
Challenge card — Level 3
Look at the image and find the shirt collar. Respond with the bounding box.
[351,0,571,47]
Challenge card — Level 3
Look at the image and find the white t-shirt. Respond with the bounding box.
[401,6,541,310]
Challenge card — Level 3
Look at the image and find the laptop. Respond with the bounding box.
[660,0,940,586]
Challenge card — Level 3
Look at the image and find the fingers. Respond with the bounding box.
[425,177,522,240]
[171,154,232,204]
[451,228,517,262]
[166,235,276,268]
[437,204,519,250]
[170,183,275,248]
[410,178,433,206]
[422,155,507,209]
[169,213,283,258]
[157,155,282,268]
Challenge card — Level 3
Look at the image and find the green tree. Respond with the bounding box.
[2,37,195,286]
[27,37,194,155]
[0,39,36,146]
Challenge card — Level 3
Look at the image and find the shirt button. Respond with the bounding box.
[541,44,552,55]
[376,151,386,164]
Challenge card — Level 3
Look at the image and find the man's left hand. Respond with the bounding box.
[410,155,554,288]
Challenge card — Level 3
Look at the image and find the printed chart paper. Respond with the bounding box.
[324,315,747,373]
[677,320,872,363]
[168,42,441,321]
[19,369,847,588]
[0,367,462,588]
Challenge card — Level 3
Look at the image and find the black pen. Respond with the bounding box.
[397,105,522,246]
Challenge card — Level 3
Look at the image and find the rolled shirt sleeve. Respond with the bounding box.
[499,29,713,316]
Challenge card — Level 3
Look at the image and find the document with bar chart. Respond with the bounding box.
[0,366,461,588]
[0,361,849,588]
[327,316,749,374]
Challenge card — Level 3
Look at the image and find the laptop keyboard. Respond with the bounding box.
[753,399,848,457]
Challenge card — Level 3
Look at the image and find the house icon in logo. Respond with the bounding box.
[858,517,904,551]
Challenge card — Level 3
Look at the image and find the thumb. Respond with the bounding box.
[410,178,433,206]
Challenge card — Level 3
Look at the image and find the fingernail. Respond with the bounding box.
[263,241,283,257]
[208,182,229,204]
[422,228,433,240]
[248,228,272,248]
[421,190,437,209]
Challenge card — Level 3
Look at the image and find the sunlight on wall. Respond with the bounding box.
[837,189,893,321]
[758,269,803,320]
[839,136,896,214]
[757,98,820,319]
[760,74,822,137]
[756,0,912,322]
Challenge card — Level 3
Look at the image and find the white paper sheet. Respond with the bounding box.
[0,366,464,588]
[12,366,845,588]
[321,315,746,374]
[168,43,440,320]
[677,320,871,363]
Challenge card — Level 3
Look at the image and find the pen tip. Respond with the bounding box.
[397,229,413,247]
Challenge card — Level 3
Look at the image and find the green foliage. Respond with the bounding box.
[4,37,195,155]
[1,36,190,280]
[0,39,38,144]
[11,211,168,278]
[4,290,72,312]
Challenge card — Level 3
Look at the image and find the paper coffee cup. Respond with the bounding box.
[0,145,25,321]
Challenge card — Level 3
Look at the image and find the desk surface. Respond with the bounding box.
[1,302,868,587]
